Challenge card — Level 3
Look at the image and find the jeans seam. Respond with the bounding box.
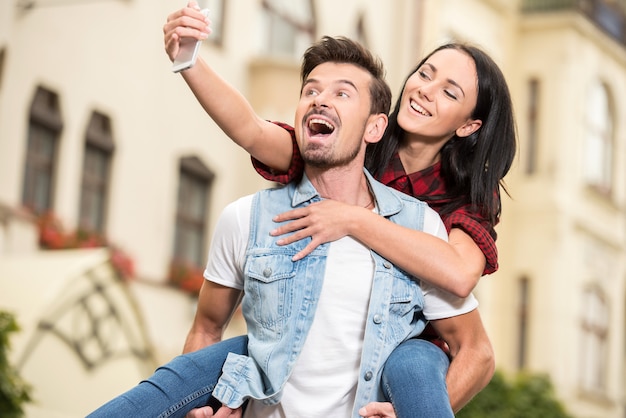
[382,379,395,405]
[157,384,216,418]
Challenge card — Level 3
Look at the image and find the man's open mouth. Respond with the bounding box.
[307,118,335,136]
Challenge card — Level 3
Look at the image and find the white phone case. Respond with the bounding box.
[171,8,210,73]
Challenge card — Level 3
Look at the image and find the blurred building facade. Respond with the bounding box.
[0,0,624,416]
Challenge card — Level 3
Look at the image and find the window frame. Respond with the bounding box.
[579,284,609,395]
[173,156,214,267]
[582,80,614,196]
[259,0,316,59]
[22,86,63,215]
[517,276,530,370]
[205,0,226,46]
[79,111,114,234]
[525,78,540,175]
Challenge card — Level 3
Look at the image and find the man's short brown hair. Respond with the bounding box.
[300,36,391,116]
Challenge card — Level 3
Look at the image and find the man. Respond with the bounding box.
[181,36,491,417]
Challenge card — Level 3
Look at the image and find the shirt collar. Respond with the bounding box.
[292,169,404,217]
[380,152,445,198]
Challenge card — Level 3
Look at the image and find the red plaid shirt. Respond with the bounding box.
[252,122,498,275]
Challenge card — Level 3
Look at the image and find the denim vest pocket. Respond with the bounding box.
[244,254,296,329]
[389,274,424,315]
[387,274,426,341]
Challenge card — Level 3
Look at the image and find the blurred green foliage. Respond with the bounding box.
[457,370,572,418]
[0,311,32,418]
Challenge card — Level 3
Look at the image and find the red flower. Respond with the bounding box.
[110,247,135,280]
[36,212,135,281]
[167,259,204,295]
[38,211,68,249]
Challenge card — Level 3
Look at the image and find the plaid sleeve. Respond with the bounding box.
[443,210,498,276]
[251,122,304,184]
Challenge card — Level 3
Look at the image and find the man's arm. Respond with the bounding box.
[163,2,293,171]
[429,309,495,412]
[183,280,243,353]
[183,281,244,417]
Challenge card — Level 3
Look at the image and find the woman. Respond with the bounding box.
[97,5,515,418]
[249,43,516,417]
[256,43,515,296]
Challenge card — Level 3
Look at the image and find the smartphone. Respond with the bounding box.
[171,8,210,73]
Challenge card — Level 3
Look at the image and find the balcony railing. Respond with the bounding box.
[521,0,626,46]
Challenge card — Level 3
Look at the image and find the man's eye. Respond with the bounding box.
[337,91,349,98]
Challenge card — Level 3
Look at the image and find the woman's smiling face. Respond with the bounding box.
[397,48,481,142]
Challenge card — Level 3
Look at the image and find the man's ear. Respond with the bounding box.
[364,113,388,144]
[456,119,482,138]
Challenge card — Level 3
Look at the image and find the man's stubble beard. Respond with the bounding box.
[301,142,361,169]
[300,123,366,169]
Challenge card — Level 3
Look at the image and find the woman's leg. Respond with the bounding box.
[381,338,453,418]
[87,336,248,418]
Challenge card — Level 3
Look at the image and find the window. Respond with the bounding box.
[173,156,214,266]
[525,78,540,175]
[79,111,114,234]
[259,0,315,59]
[205,0,226,45]
[517,277,530,369]
[22,86,63,215]
[355,14,369,48]
[579,285,609,394]
[583,81,613,194]
[0,47,6,91]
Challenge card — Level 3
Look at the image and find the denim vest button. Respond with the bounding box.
[364,371,373,381]
[373,314,382,324]
[263,267,272,277]
[383,261,392,269]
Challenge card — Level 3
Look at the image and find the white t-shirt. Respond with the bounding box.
[204,194,478,417]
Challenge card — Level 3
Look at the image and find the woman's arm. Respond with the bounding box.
[163,2,293,171]
[358,216,486,297]
[271,200,486,297]
[179,59,293,171]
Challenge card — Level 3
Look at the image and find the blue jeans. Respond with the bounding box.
[381,338,454,418]
[87,337,451,417]
[87,336,249,418]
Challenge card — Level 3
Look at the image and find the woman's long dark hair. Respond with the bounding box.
[365,43,517,226]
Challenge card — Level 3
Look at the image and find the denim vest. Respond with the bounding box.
[213,170,430,417]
